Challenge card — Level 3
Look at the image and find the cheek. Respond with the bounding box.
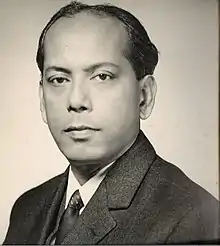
[43,92,67,126]
[94,83,140,125]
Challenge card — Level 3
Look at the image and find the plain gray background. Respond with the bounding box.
[0,0,218,242]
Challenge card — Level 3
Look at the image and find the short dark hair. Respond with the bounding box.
[36,1,158,81]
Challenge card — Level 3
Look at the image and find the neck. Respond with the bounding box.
[70,163,104,185]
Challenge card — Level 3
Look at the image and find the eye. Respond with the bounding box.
[93,73,115,82]
[47,77,70,86]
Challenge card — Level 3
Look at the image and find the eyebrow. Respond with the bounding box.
[83,62,120,73]
[45,66,72,75]
[45,62,120,75]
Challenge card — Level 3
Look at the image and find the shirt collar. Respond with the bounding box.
[66,162,114,212]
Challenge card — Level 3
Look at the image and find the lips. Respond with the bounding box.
[64,125,100,132]
[63,125,101,139]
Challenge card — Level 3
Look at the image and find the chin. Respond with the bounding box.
[61,145,110,164]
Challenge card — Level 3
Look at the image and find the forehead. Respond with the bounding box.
[44,12,129,65]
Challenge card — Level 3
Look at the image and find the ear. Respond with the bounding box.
[39,80,47,124]
[139,75,157,120]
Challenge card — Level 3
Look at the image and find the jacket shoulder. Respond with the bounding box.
[9,172,65,224]
[151,156,218,203]
[16,172,63,206]
[149,156,219,243]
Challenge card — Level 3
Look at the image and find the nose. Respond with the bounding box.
[67,81,92,113]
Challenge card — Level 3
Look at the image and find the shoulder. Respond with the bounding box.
[17,172,64,202]
[150,155,218,205]
[3,171,67,244]
[147,156,219,243]
[10,171,65,219]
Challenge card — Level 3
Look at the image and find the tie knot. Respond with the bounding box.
[69,189,84,210]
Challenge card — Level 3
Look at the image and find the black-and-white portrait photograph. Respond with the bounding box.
[0,0,219,244]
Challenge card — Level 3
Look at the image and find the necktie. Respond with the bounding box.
[55,189,84,244]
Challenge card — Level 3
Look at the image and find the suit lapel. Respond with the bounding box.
[61,131,156,244]
[26,167,69,244]
[106,130,156,209]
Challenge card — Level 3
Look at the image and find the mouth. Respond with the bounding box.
[63,125,101,140]
[64,125,101,132]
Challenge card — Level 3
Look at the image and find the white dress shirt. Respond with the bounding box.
[65,162,114,213]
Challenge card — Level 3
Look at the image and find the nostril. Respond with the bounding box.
[67,105,88,113]
[67,105,73,112]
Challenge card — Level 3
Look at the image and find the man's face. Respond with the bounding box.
[40,13,142,166]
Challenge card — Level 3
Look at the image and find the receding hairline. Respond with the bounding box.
[43,10,131,59]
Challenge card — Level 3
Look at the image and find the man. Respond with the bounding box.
[3,1,219,244]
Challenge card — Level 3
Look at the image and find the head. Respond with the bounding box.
[37,1,158,166]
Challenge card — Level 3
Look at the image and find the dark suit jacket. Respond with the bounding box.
[3,131,220,244]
